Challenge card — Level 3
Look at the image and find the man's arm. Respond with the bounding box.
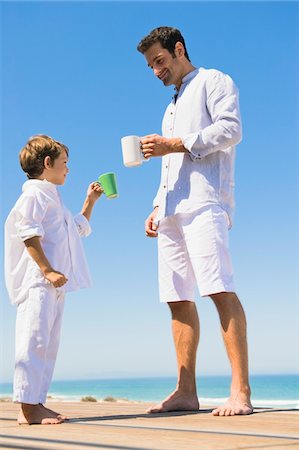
[181,72,242,159]
[141,135,186,158]
[24,236,68,288]
[141,72,241,160]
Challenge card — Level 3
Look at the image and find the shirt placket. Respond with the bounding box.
[58,192,74,290]
[163,100,177,216]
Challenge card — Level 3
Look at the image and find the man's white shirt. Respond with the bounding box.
[5,179,92,305]
[153,67,242,227]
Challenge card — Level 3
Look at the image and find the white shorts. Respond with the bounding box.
[157,205,235,302]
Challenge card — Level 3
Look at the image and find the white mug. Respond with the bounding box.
[121,135,147,167]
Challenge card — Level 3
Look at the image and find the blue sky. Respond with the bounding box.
[1,1,298,383]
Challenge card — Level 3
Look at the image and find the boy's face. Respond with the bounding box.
[44,149,69,185]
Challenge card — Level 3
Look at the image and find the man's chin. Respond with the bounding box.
[162,78,172,86]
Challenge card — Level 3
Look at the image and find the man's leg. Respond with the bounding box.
[147,301,200,413]
[210,292,253,416]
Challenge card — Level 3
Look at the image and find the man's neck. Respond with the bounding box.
[175,63,196,90]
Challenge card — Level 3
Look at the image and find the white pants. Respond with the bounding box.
[158,205,235,301]
[13,285,65,404]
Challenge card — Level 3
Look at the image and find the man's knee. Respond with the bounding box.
[210,291,238,304]
[167,300,197,320]
[210,292,246,323]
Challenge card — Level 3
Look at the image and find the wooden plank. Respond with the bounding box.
[1,401,298,450]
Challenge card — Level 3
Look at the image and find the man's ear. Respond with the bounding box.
[175,42,185,58]
[43,155,52,169]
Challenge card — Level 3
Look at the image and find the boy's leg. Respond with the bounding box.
[39,291,67,419]
[14,286,64,424]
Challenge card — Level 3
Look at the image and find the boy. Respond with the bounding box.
[4,135,103,424]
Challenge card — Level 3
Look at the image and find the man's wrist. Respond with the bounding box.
[169,138,187,153]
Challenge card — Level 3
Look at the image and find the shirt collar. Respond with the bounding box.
[173,68,200,100]
[181,68,200,85]
[22,178,58,194]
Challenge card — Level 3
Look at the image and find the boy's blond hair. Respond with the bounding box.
[19,135,69,179]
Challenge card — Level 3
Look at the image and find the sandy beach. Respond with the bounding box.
[1,400,298,450]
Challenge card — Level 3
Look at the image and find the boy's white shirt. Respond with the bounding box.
[5,179,92,305]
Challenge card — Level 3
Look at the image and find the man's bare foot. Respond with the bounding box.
[212,390,253,416]
[146,390,199,413]
[19,403,65,425]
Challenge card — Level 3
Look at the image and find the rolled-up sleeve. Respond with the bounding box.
[16,194,47,241]
[18,222,44,241]
[182,72,242,160]
[73,213,92,237]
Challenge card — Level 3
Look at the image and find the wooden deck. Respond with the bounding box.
[1,401,298,450]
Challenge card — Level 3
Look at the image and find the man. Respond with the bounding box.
[137,26,253,417]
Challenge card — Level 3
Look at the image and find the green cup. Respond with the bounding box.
[98,172,118,199]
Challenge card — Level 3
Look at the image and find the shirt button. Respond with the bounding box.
[163,185,166,188]
[165,165,168,168]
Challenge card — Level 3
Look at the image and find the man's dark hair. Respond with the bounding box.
[137,26,191,62]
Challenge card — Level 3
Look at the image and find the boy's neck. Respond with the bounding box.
[36,175,56,185]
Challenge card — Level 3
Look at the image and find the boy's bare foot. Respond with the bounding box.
[40,404,68,421]
[18,404,67,424]
[146,390,199,413]
[18,410,29,425]
[212,389,253,416]
[19,403,65,425]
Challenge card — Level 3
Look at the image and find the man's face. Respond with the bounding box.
[144,42,184,88]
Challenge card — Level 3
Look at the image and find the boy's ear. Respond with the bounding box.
[43,155,52,169]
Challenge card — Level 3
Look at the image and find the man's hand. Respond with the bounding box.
[141,135,185,159]
[44,270,68,288]
[145,207,159,238]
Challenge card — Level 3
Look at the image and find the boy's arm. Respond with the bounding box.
[24,236,68,288]
[81,182,103,222]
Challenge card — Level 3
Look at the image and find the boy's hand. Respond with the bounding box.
[24,236,68,288]
[81,182,104,221]
[44,270,68,288]
[87,182,104,202]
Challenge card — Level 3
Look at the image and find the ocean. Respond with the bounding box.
[1,374,298,408]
